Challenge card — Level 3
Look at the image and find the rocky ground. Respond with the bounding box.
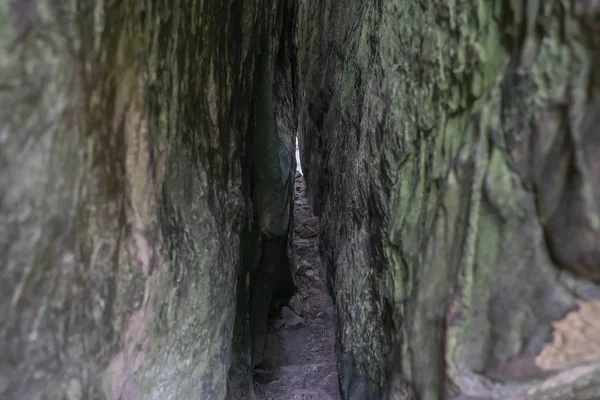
[253,172,340,400]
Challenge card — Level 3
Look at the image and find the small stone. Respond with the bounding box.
[289,293,303,315]
[281,306,304,327]
[309,275,320,282]
[274,319,285,329]
[294,216,319,232]
[301,216,319,227]
[296,261,312,275]
[305,269,315,277]
[298,225,317,239]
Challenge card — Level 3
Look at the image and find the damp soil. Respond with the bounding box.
[253,172,341,400]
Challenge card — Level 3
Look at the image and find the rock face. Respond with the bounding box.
[4,0,600,400]
[0,1,296,399]
[298,1,600,400]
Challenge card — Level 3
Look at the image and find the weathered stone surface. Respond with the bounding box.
[298,0,600,399]
[1,0,296,399]
[6,0,600,399]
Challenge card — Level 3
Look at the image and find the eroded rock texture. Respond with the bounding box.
[298,1,600,399]
[0,0,296,399]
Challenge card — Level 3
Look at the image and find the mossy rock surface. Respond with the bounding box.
[298,0,600,399]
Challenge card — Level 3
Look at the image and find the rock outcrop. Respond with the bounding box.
[4,0,600,399]
[298,1,600,399]
[0,1,296,399]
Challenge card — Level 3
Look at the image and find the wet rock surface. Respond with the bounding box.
[254,173,340,400]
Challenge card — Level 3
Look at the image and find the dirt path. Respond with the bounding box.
[253,172,340,400]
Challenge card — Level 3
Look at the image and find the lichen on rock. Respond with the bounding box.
[298,0,600,399]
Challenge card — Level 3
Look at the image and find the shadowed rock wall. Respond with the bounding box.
[5,0,600,399]
[298,1,600,399]
[0,0,296,399]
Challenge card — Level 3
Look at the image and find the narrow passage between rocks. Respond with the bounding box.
[253,169,340,400]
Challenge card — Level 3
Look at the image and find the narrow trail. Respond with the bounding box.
[253,171,340,400]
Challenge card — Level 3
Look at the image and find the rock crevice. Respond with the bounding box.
[3,1,600,400]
